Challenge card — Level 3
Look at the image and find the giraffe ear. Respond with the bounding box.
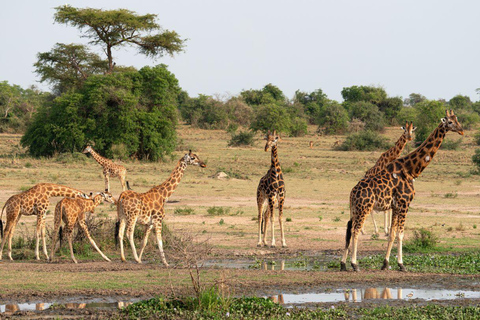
[441,117,447,123]
[412,126,417,131]
[401,126,405,130]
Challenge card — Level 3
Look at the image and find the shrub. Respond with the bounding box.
[338,130,390,151]
[472,149,480,174]
[207,206,230,216]
[316,101,349,135]
[404,228,438,252]
[441,138,462,150]
[174,207,196,215]
[347,101,385,132]
[227,130,255,147]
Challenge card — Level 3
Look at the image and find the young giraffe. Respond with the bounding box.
[50,192,115,263]
[0,183,88,261]
[341,110,463,272]
[116,151,206,266]
[361,122,416,235]
[82,145,130,192]
[257,130,287,248]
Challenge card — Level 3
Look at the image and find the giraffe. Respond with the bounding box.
[82,145,130,192]
[0,183,88,261]
[256,130,287,248]
[361,122,416,235]
[116,151,206,266]
[309,141,313,149]
[341,110,463,272]
[50,192,115,263]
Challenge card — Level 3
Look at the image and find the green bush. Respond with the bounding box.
[441,138,462,150]
[338,130,389,151]
[316,101,349,135]
[472,149,480,174]
[414,100,445,143]
[348,101,386,132]
[404,228,438,252]
[227,130,255,147]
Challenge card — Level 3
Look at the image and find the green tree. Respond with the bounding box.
[22,65,180,160]
[414,100,445,143]
[377,96,403,123]
[341,85,387,105]
[404,93,426,107]
[348,101,385,132]
[240,84,285,107]
[250,103,292,134]
[294,89,329,124]
[54,5,185,74]
[34,43,108,94]
[316,101,349,135]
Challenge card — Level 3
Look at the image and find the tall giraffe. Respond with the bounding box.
[361,122,416,235]
[0,183,88,261]
[341,110,463,272]
[50,192,115,263]
[82,145,130,192]
[256,130,287,248]
[116,151,206,266]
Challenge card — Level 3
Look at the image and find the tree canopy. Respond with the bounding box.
[54,6,185,74]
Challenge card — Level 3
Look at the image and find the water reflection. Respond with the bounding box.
[1,300,133,313]
[262,260,285,271]
[343,288,404,302]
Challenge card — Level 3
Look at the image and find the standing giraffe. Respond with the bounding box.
[116,151,206,266]
[50,192,115,263]
[0,183,88,261]
[341,110,463,272]
[82,145,130,192]
[361,122,416,235]
[257,130,287,248]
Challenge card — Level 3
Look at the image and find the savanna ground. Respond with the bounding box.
[1,125,480,318]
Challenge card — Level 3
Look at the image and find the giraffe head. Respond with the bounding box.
[264,130,279,152]
[183,150,207,168]
[100,192,116,204]
[441,110,464,135]
[401,121,416,141]
[82,146,93,154]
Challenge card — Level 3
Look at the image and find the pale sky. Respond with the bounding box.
[1,0,479,102]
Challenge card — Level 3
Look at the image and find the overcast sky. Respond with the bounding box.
[1,0,479,102]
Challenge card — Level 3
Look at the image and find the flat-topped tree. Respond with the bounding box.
[54,6,185,74]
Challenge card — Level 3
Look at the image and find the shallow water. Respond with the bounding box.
[267,287,480,304]
[2,287,479,313]
[204,256,332,271]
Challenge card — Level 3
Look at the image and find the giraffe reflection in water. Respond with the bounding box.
[344,288,404,302]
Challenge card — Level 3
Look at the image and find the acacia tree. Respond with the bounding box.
[54,5,185,74]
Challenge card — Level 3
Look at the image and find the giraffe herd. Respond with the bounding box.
[0,110,465,272]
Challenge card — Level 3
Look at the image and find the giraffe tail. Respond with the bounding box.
[115,220,120,249]
[59,226,63,248]
[345,219,353,249]
[126,181,132,190]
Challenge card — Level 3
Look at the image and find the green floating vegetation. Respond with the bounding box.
[122,296,480,319]
[329,251,480,274]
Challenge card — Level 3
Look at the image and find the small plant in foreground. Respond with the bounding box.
[174,207,196,215]
[404,228,438,252]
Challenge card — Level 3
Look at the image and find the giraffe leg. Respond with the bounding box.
[154,223,168,267]
[118,218,127,262]
[256,193,267,247]
[278,197,287,248]
[351,213,368,272]
[66,226,77,264]
[78,220,110,262]
[384,209,392,236]
[6,214,21,260]
[104,175,110,193]
[382,211,399,270]
[34,214,45,260]
[397,217,407,272]
[371,211,379,235]
[120,176,127,192]
[138,224,153,262]
[268,197,276,247]
[40,216,49,260]
[126,218,140,263]
[0,212,18,260]
[50,207,62,261]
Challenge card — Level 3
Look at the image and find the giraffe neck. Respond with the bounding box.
[83,195,102,211]
[152,159,187,199]
[270,145,282,173]
[88,149,108,167]
[375,133,408,167]
[391,123,447,179]
[37,183,85,198]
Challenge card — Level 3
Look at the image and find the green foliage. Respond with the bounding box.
[228,130,255,147]
[414,100,446,143]
[316,101,349,135]
[395,106,418,126]
[448,94,472,111]
[207,206,230,216]
[441,138,462,150]
[240,84,285,106]
[174,207,196,215]
[22,65,180,160]
[338,130,390,151]
[474,131,480,145]
[456,111,480,130]
[250,103,292,134]
[404,228,438,252]
[348,101,385,131]
[0,81,48,133]
[472,149,480,174]
[294,89,329,124]
[54,5,185,75]
[404,93,426,107]
[341,85,387,105]
[377,96,404,122]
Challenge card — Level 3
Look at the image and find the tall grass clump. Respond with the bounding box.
[227,130,255,147]
[403,228,438,252]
